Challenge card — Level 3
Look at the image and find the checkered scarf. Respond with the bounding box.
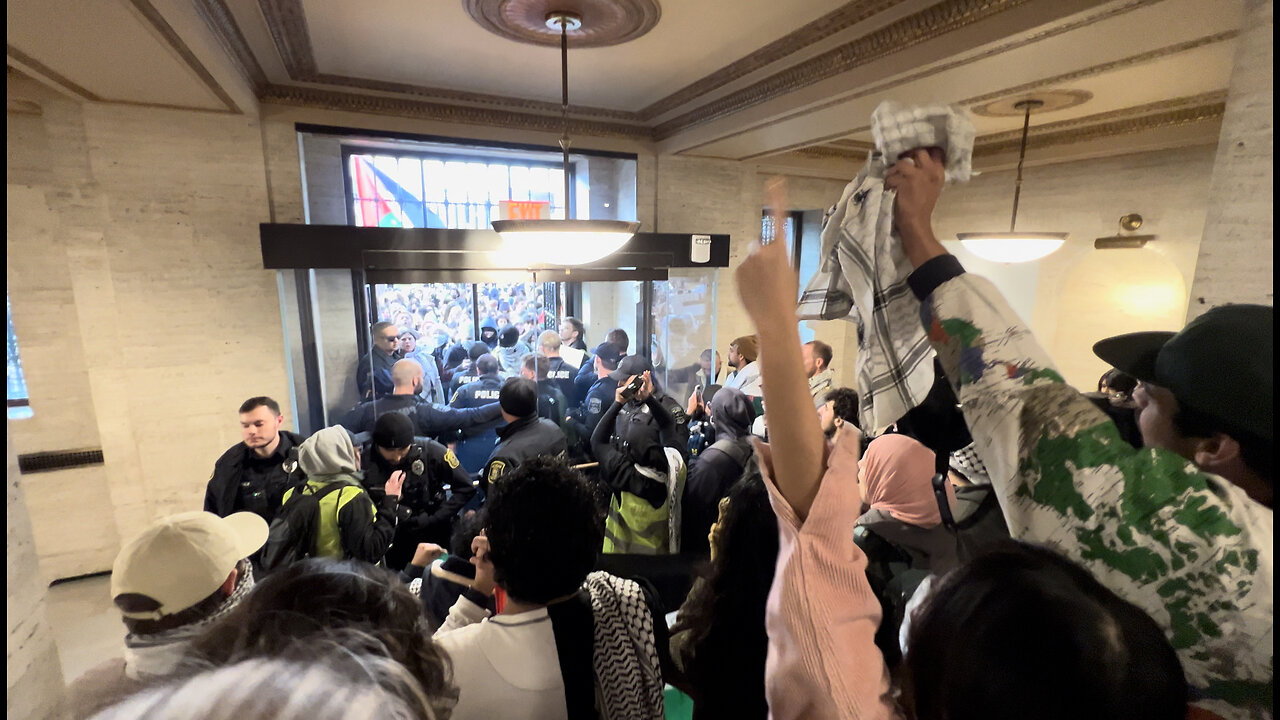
[797,102,974,435]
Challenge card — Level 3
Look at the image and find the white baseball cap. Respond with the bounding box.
[111,511,267,619]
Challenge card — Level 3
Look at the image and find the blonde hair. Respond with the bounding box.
[538,330,562,351]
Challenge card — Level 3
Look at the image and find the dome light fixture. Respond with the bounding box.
[491,11,639,266]
[957,99,1067,263]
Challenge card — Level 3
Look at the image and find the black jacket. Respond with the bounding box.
[681,438,753,556]
[356,347,399,400]
[481,414,568,491]
[573,358,598,405]
[337,393,503,441]
[546,357,579,408]
[205,431,305,522]
[613,393,690,464]
[363,440,476,570]
[592,398,678,508]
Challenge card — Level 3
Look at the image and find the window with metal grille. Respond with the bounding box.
[345,151,568,229]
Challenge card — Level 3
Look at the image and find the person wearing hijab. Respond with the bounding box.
[681,386,757,556]
[855,432,958,571]
[283,426,402,564]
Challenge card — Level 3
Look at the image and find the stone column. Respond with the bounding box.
[6,424,70,720]
[1187,0,1274,319]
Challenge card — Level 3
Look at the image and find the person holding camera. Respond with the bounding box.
[591,370,688,555]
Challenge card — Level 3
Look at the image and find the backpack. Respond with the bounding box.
[706,437,753,472]
[260,482,348,572]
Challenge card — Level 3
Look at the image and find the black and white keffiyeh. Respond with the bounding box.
[585,571,664,720]
[797,101,975,435]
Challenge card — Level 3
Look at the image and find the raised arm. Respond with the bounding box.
[734,184,825,520]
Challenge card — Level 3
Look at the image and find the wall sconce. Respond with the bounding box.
[1095,214,1156,249]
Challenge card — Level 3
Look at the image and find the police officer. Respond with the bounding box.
[337,360,502,442]
[206,396,305,524]
[538,330,580,403]
[608,354,690,463]
[576,341,625,443]
[447,341,493,399]
[520,353,568,428]
[363,413,476,571]
[449,354,506,474]
[481,377,568,495]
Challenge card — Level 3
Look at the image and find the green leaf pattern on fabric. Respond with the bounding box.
[924,273,1273,720]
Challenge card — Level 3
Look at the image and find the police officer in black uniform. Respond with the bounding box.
[206,396,306,524]
[447,341,493,399]
[608,354,690,463]
[337,360,502,442]
[450,353,506,474]
[363,413,477,571]
[575,341,625,445]
[481,377,568,496]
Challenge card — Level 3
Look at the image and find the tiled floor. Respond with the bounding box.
[45,574,123,683]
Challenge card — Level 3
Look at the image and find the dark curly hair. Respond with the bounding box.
[484,455,604,604]
[827,387,861,428]
[670,468,778,718]
[185,559,455,713]
[899,541,1186,720]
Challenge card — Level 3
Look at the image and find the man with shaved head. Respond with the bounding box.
[338,359,503,441]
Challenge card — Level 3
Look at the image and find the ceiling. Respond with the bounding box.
[7,0,1241,171]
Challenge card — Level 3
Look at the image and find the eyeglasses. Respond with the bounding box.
[380,335,399,342]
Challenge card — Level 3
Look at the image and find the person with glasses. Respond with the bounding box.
[356,321,403,401]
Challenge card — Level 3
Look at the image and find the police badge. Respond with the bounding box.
[411,459,425,476]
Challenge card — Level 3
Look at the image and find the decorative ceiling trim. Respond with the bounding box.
[258,0,317,78]
[305,72,641,122]
[257,0,637,121]
[960,29,1238,107]
[7,45,103,102]
[789,95,1225,161]
[463,0,661,48]
[676,16,1225,157]
[192,0,269,93]
[973,92,1226,153]
[652,0,1043,140]
[126,0,241,113]
[637,0,910,120]
[259,83,652,140]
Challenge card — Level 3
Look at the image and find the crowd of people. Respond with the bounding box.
[69,151,1271,720]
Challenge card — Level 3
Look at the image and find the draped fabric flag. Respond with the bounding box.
[350,156,446,229]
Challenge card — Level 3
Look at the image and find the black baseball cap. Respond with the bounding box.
[499,377,538,418]
[467,341,490,362]
[1093,304,1272,440]
[593,342,623,371]
[608,354,651,382]
[373,412,415,449]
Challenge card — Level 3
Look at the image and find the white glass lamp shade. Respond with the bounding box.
[492,219,640,266]
[957,232,1068,263]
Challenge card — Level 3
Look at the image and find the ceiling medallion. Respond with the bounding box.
[970,89,1093,117]
[463,0,661,47]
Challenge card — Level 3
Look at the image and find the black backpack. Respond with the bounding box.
[260,482,348,572]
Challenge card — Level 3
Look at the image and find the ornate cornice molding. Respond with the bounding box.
[259,83,652,140]
[680,21,1231,158]
[791,95,1225,161]
[306,72,640,122]
[258,0,316,78]
[960,30,1237,108]
[973,93,1226,155]
[638,0,909,121]
[652,0,1040,140]
[192,0,269,93]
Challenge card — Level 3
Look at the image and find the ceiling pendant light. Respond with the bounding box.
[491,11,639,266]
[957,99,1067,263]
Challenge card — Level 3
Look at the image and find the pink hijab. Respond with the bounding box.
[858,433,955,528]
